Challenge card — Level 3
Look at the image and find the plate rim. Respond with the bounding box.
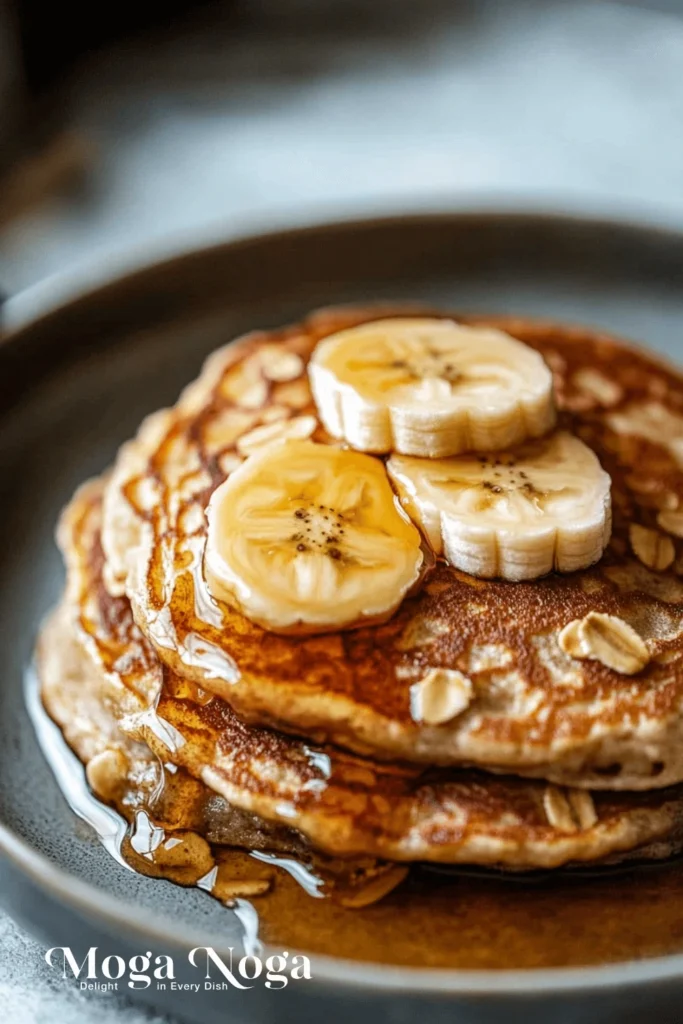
[5,203,683,996]
[5,194,683,334]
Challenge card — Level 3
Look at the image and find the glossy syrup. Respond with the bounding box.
[26,664,683,970]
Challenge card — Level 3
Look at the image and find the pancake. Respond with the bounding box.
[40,602,420,908]
[100,306,683,789]
[37,604,309,872]
[49,476,683,869]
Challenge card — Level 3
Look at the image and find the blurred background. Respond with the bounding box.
[2,0,683,308]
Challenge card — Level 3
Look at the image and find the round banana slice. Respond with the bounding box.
[387,431,612,582]
[308,317,555,457]
[204,439,424,633]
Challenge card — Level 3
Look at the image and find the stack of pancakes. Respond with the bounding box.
[38,305,683,908]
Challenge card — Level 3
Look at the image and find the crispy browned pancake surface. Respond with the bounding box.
[101,307,683,788]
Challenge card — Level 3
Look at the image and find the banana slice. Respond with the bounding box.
[308,317,555,457]
[387,431,611,581]
[204,439,423,633]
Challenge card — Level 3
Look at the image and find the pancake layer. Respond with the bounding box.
[45,478,683,869]
[101,307,683,788]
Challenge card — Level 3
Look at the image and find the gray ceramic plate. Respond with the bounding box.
[2,210,683,1024]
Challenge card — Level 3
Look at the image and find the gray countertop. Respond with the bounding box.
[4,0,683,305]
[3,0,683,1019]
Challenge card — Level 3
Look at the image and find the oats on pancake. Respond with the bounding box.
[47,477,683,869]
[99,307,683,788]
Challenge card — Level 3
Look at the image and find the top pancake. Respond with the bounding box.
[102,305,683,789]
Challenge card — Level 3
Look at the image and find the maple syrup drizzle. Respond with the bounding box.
[26,661,683,971]
[26,664,273,951]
